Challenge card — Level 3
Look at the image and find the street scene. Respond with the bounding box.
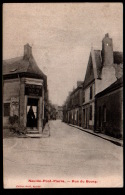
[3,120,123,188]
[3,3,123,188]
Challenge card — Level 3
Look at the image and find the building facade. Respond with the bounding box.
[63,82,83,126]
[56,106,63,120]
[95,77,123,138]
[63,33,123,138]
[3,44,48,133]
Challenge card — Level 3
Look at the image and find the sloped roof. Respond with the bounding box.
[83,49,123,88]
[95,76,123,98]
[84,53,95,87]
[113,51,123,64]
[94,50,103,78]
[3,56,29,75]
[3,55,46,79]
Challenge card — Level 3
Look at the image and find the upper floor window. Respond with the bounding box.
[4,103,10,116]
[83,91,85,103]
[90,86,93,99]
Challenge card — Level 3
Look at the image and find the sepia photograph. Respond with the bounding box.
[3,3,123,188]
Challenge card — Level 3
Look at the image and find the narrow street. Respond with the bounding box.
[3,120,123,188]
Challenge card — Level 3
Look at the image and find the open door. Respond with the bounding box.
[27,98,38,128]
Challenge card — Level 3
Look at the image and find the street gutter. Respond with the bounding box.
[68,124,123,147]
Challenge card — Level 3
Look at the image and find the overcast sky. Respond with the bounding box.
[3,3,123,106]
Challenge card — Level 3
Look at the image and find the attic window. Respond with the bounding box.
[10,68,17,72]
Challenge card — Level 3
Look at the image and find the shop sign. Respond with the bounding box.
[25,84,42,96]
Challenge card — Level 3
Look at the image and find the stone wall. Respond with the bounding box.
[96,88,123,138]
[3,78,20,127]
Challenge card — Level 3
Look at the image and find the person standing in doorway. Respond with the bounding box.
[27,106,35,128]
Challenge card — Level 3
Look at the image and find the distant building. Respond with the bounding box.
[66,82,83,126]
[3,43,48,133]
[48,102,57,120]
[56,106,63,120]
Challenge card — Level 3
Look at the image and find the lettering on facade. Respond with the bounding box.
[25,84,42,96]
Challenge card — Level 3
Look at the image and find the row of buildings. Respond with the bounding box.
[63,34,123,139]
[3,44,48,133]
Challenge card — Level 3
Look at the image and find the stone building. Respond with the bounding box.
[3,44,48,133]
[66,82,83,126]
[56,106,63,120]
[63,33,123,137]
[95,77,123,138]
[81,33,123,130]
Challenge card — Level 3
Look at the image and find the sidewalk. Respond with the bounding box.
[68,124,123,147]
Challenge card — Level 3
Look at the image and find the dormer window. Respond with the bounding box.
[10,68,17,72]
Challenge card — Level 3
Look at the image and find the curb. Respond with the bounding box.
[68,124,123,147]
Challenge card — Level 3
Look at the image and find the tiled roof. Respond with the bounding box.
[113,51,123,64]
[94,50,103,79]
[95,76,123,98]
[3,55,46,79]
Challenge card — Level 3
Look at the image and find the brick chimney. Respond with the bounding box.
[102,33,113,67]
[23,43,32,60]
[77,81,82,87]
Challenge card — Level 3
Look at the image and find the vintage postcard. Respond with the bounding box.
[3,3,123,188]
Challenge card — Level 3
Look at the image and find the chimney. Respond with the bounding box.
[102,33,113,67]
[68,91,71,96]
[23,43,32,60]
[77,81,82,87]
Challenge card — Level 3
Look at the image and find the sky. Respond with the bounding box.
[3,3,123,106]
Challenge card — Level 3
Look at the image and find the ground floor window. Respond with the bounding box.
[4,103,10,116]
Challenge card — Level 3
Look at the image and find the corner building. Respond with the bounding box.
[3,44,48,133]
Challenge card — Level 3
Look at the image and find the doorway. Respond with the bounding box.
[99,106,102,128]
[83,109,85,128]
[26,98,39,128]
[85,107,89,129]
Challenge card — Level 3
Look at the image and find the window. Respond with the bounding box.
[89,105,92,120]
[83,91,85,103]
[103,105,106,122]
[90,86,93,99]
[4,103,10,116]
